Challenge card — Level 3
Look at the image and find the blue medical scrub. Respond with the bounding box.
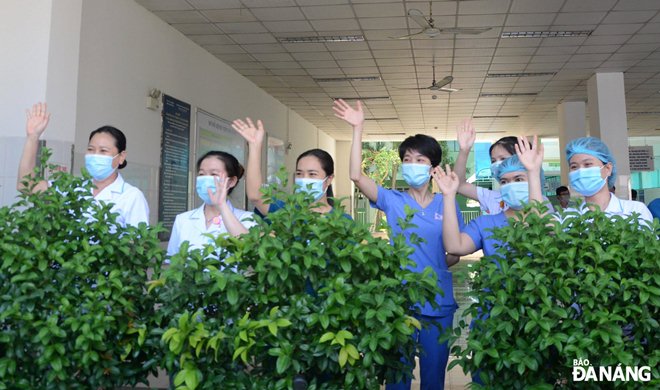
[372,186,463,390]
[461,213,509,384]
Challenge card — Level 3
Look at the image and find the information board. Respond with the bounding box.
[158,95,191,240]
[629,146,654,171]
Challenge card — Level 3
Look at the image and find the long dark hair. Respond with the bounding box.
[197,151,245,195]
[89,126,127,169]
[296,148,335,207]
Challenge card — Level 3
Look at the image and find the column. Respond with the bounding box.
[587,72,631,199]
[557,101,586,186]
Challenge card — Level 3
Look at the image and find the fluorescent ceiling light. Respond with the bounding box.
[366,132,405,135]
[480,92,538,97]
[364,117,399,121]
[313,76,381,82]
[333,96,391,102]
[473,115,519,118]
[486,72,556,78]
[628,111,660,115]
[502,30,592,38]
[278,35,364,43]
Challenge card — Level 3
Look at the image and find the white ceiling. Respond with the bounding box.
[136,0,660,141]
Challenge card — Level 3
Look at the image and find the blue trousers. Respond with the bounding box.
[386,312,455,390]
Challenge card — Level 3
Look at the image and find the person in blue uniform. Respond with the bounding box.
[232,117,346,218]
[434,136,545,385]
[167,151,256,257]
[335,98,461,390]
[17,102,149,228]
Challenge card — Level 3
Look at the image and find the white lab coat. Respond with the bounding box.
[167,202,256,257]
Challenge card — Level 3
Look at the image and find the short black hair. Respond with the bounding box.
[556,186,569,196]
[489,136,518,158]
[89,126,128,169]
[197,151,245,195]
[631,189,637,200]
[398,134,442,167]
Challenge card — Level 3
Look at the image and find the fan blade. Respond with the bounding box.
[390,29,428,40]
[438,87,460,93]
[407,8,430,29]
[437,27,492,35]
[436,76,454,89]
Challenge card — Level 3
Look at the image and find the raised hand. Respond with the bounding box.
[333,99,364,127]
[456,118,476,152]
[432,164,459,196]
[232,117,265,145]
[26,102,50,139]
[209,174,230,207]
[515,135,544,172]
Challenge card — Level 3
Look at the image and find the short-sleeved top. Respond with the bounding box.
[564,193,653,223]
[92,173,149,228]
[462,213,509,259]
[167,202,256,256]
[371,186,464,317]
[477,186,555,215]
[649,198,660,221]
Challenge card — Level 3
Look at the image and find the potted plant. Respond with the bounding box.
[150,178,444,389]
[0,151,165,389]
[449,206,660,389]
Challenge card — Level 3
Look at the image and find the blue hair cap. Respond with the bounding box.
[565,136,617,188]
[494,154,546,185]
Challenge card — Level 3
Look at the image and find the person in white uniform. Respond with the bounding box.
[167,151,256,257]
[17,102,149,228]
[564,136,652,222]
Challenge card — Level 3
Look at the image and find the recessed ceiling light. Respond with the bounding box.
[479,92,538,97]
[314,76,381,82]
[278,35,364,43]
[473,115,520,118]
[501,30,592,38]
[486,72,556,78]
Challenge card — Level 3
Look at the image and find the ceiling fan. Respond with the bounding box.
[395,63,459,93]
[393,1,492,39]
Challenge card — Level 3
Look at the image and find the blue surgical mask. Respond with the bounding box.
[295,177,327,201]
[569,166,606,197]
[85,154,118,181]
[500,182,529,210]
[401,163,431,188]
[196,175,216,205]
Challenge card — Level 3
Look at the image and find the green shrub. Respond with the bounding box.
[151,181,443,389]
[0,151,165,389]
[450,206,660,389]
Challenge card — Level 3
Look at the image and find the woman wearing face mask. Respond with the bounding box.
[564,137,652,221]
[335,98,462,390]
[232,118,343,217]
[434,137,544,385]
[17,102,149,228]
[167,151,256,257]
[453,121,554,215]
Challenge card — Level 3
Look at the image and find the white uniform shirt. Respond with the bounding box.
[476,186,555,215]
[94,173,150,228]
[565,193,653,223]
[167,202,257,257]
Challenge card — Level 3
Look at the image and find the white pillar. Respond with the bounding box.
[587,72,631,199]
[0,0,82,207]
[557,101,586,186]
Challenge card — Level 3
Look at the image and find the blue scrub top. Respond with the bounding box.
[462,212,509,261]
[371,186,463,316]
